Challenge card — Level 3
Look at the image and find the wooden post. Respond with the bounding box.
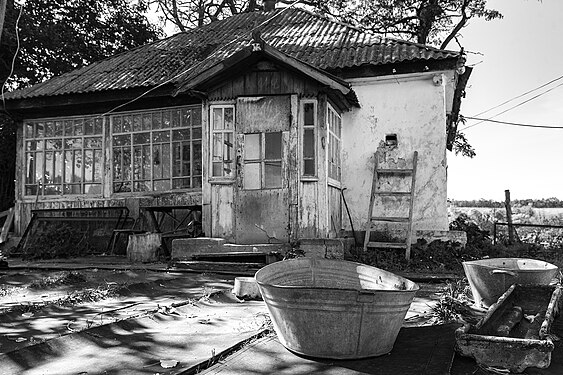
[0,0,7,42]
[505,190,515,245]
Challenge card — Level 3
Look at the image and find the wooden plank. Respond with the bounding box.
[377,168,413,174]
[373,192,411,196]
[366,242,407,249]
[317,93,328,236]
[288,94,299,241]
[0,208,14,244]
[370,216,409,223]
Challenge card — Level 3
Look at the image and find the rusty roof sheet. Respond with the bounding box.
[5,8,460,100]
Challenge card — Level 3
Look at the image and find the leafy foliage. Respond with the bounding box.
[1,0,162,90]
[305,0,502,48]
[149,0,502,49]
[147,0,261,30]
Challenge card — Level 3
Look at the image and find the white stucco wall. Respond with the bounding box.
[342,71,456,234]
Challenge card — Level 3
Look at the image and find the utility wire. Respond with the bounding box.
[460,80,563,131]
[472,74,563,118]
[464,117,563,129]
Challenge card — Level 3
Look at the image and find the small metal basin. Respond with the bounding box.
[463,258,558,308]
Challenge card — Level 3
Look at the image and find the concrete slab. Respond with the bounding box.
[0,292,268,375]
[201,323,461,375]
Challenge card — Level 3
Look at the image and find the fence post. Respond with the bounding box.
[505,190,515,245]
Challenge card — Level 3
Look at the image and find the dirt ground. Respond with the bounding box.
[0,267,451,352]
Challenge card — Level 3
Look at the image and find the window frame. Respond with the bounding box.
[209,104,236,182]
[110,105,203,194]
[243,132,283,190]
[327,103,342,186]
[300,99,318,180]
[23,115,105,197]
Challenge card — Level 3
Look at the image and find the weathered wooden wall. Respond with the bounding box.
[208,62,323,101]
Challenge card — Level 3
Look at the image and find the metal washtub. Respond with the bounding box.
[255,258,419,359]
[463,258,559,308]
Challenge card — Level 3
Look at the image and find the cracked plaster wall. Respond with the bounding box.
[342,72,454,234]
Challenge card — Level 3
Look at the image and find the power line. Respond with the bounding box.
[461,80,563,131]
[472,74,563,118]
[464,116,563,129]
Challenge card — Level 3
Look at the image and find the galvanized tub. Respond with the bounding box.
[254,258,419,359]
[463,258,558,308]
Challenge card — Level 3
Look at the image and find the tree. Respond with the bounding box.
[305,0,502,49]
[1,0,162,90]
[147,0,261,31]
[0,0,162,211]
[149,0,502,49]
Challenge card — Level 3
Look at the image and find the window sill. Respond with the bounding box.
[300,176,319,182]
[209,178,235,185]
[328,179,342,189]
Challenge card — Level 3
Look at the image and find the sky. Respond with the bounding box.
[447,0,563,201]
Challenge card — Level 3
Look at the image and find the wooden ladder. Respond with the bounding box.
[363,151,418,260]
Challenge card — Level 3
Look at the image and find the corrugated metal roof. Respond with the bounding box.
[5,8,460,100]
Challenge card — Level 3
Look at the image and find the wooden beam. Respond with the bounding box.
[0,207,14,244]
[262,44,351,96]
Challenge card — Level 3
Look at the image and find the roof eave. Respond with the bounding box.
[174,40,360,109]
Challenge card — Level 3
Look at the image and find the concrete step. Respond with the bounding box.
[172,261,265,275]
[191,251,282,264]
[171,238,289,260]
[296,238,355,259]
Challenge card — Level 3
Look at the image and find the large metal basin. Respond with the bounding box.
[255,258,419,359]
[463,258,558,308]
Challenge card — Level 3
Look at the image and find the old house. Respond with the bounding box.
[2,6,470,257]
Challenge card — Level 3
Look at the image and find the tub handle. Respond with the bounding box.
[490,269,517,277]
[357,291,375,303]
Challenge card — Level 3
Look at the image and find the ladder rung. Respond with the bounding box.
[370,216,410,223]
[377,168,413,174]
[366,242,407,249]
[373,192,411,196]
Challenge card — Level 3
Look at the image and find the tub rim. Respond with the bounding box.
[255,257,420,294]
[462,257,558,272]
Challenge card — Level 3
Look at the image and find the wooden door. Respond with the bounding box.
[234,96,291,244]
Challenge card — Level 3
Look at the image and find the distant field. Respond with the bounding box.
[449,206,563,223]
